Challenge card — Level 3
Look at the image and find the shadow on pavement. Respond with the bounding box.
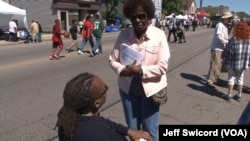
[180,72,226,101]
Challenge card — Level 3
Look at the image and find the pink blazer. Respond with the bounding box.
[109,25,171,97]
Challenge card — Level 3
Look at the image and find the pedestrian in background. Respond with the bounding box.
[66,19,79,53]
[183,19,190,32]
[92,12,104,56]
[36,21,43,42]
[109,0,170,140]
[206,12,233,87]
[31,20,39,43]
[49,19,64,60]
[78,15,94,56]
[167,15,177,43]
[55,72,152,141]
[191,19,198,31]
[8,17,18,42]
[222,21,250,101]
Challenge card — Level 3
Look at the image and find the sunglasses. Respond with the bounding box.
[129,13,147,21]
[97,85,108,99]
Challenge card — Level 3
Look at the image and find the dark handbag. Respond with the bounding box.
[150,86,168,106]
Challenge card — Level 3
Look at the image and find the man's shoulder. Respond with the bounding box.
[216,22,225,28]
[70,25,76,30]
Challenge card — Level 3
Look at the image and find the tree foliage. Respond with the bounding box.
[207,10,217,16]
[104,0,124,19]
[162,0,182,15]
[234,11,249,19]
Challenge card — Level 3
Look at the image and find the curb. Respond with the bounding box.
[0,31,118,46]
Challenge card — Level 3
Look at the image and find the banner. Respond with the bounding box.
[159,125,250,140]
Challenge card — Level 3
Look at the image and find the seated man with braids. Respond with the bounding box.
[55,72,151,141]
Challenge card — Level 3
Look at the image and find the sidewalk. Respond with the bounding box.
[0,33,53,46]
[0,27,208,46]
[0,31,115,46]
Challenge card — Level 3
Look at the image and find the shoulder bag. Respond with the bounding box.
[149,86,168,106]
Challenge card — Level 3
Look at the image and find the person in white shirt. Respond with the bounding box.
[9,18,18,41]
[206,12,233,87]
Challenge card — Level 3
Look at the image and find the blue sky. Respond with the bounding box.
[195,0,250,14]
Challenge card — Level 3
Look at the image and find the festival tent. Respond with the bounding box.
[165,13,175,19]
[0,0,28,30]
[196,10,210,19]
[165,14,188,20]
[176,15,188,20]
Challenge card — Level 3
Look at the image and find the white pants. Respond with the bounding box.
[228,68,244,85]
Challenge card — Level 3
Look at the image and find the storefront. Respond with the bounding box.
[52,0,101,31]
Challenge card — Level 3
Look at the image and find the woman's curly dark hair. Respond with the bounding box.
[232,21,250,40]
[123,0,155,20]
[54,72,101,141]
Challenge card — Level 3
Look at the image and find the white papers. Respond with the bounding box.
[120,43,143,83]
[120,43,143,65]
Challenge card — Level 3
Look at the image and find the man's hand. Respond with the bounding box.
[127,129,152,141]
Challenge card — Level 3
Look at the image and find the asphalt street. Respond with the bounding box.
[0,27,249,141]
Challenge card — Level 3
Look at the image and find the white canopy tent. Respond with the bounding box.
[176,15,188,20]
[0,0,28,31]
[165,14,188,20]
[165,13,175,19]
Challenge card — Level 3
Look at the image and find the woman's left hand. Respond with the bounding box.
[120,61,140,76]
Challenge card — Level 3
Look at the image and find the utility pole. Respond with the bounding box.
[200,0,203,9]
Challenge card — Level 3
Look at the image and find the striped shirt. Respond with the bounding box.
[223,37,250,70]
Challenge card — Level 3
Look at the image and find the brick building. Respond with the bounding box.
[181,0,197,15]
[199,5,229,16]
[8,0,101,32]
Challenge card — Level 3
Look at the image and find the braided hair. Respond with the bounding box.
[54,72,102,141]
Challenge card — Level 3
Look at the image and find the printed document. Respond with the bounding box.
[120,43,143,65]
[120,43,143,83]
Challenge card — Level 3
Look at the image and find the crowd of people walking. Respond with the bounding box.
[50,12,104,60]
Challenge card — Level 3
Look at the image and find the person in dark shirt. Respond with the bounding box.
[55,72,151,141]
[36,21,43,42]
[66,19,79,53]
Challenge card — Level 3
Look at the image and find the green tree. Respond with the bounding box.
[104,0,124,19]
[235,11,249,19]
[103,0,125,26]
[162,0,168,15]
[162,0,182,15]
[208,10,217,16]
